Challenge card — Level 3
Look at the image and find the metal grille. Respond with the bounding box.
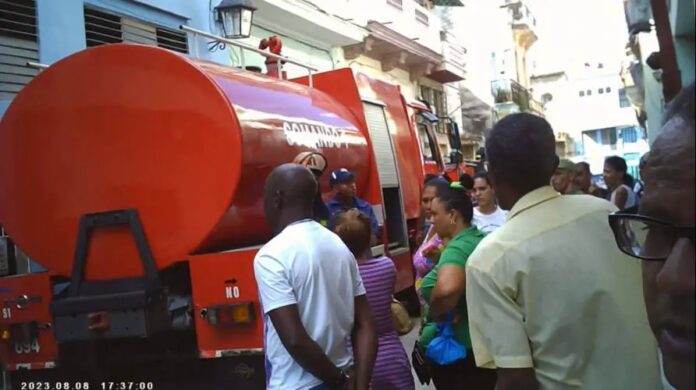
[85,7,188,54]
[85,7,122,47]
[0,0,38,99]
[156,27,188,54]
[363,102,399,188]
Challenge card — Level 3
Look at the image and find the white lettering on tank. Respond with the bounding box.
[282,120,354,149]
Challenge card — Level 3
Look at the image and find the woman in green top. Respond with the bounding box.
[419,184,496,389]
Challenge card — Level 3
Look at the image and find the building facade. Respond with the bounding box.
[572,69,649,175]
[622,0,695,143]
[490,0,544,121]
[0,0,468,156]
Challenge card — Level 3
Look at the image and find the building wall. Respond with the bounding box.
[1,0,229,117]
[571,73,638,135]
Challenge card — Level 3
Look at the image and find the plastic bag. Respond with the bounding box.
[425,312,467,365]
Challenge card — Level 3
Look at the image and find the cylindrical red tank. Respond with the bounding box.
[0,44,371,280]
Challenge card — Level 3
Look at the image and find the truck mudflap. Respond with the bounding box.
[188,248,264,360]
[0,272,58,371]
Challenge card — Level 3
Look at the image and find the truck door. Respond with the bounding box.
[362,101,410,258]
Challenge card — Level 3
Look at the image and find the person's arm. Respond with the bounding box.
[429,263,466,319]
[497,368,539,390]
[613,186,628,209]
[254,254,346,387]
[351,295,377,390]
[269,306,349,385]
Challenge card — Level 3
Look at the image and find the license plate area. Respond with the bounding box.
[11,323,41,356]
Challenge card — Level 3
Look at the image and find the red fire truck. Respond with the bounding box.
[0,39,456,386]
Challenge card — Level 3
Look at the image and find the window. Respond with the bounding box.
[586,89,592,96]
[621,127,638,143]
[415,9,429,26]
[619,88,630,107]
[606,86,612,93]
[0,0,39,100]
[579,90,585,97]
[387,0,403,10]
[84,7,188,54]
[599,88,605,94]
[417,123,436,162]
[420,86,447,134]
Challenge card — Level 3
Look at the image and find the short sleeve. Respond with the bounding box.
[465,263,533,369]
[349,256,367,297]
[253,253,297,314]
[438,244,470,270]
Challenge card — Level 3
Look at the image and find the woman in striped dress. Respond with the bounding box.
[334,210,414,390]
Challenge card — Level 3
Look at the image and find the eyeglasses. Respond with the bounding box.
[608,209,695,261]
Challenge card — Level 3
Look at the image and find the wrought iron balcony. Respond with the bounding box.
[501,0,538,48]
[491,78,544,117]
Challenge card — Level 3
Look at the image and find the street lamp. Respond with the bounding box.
[214,0,257,39]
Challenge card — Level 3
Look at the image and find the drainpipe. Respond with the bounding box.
[649,0,682,102]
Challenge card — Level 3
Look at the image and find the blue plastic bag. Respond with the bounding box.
[425,312,467,365]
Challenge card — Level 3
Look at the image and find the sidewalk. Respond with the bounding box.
[400,318,435,390]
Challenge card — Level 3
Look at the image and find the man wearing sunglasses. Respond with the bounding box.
[610,83,695,390]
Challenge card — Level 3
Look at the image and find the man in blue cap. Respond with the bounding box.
[326,168,381,238]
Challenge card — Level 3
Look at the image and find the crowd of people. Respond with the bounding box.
[253,82,694,390]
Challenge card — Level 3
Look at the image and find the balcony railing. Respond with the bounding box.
[491,78,544,116]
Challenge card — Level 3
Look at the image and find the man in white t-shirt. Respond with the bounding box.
[471,172,508,234]
[254,163,377,390]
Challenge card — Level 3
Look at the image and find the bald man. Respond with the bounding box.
[254,164,377,390]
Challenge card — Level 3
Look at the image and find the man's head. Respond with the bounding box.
[575,161,593,192]
[551,159,577,194]
[639,83,695,390]
[293,151,328,180]
[263,163,318,232]
[485,113,558,210]
[330,168,357,199]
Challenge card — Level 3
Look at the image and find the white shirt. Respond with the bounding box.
[254,220,366,390]
[610,184,638,209]
[472,206,508,234]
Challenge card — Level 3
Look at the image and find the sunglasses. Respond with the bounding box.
[608,208,695,261]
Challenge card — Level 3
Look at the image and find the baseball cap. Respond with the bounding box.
[293,151,328,176]
[329,168,356,187]
[557,158,576,171]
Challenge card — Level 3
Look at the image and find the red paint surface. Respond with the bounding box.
[0,273,58,368]
[188,249,264,353]
[0,45,370,280]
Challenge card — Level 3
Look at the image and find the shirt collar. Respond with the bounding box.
[508,186,560,221]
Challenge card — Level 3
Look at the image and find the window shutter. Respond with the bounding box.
[84,7,187,54]
[156,27,188,54]
[0,0,38,100]
[84,7,123,47]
